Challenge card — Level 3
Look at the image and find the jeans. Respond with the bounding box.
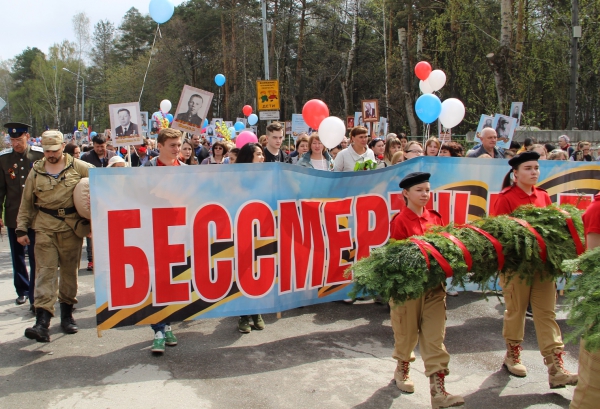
[151,323,170,334]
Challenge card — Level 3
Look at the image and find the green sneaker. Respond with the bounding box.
[151,332,165,354]
[251,314,265,330]
[164,326,177,346]
[238,316,251,333]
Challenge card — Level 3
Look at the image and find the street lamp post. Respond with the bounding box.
[62,68,85,125]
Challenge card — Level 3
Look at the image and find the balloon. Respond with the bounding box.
[318,116,346,149]
[149,0,175,24]
[166,113,174,123]
[415,94,442,124]
[302,99,329,130]
[160,99,172,113]
[419,79,434,94]
[439,98,465,129]
[414,61,432,81]
[215,74,226,87]
[152,111,164,121]
[235,131,258,148]
[428,70,447,91]
[248,113,258,126]
[234,121,245,131]
[242,105,253,116]
[228,126,236,135]
[202,118,209,128]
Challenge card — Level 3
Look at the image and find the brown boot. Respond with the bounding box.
[430,371,465,409]
[504,343,527,377]
[544,349,578,389]
[394,361,414,393]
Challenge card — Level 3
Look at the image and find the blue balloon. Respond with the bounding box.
[415,94,442,124]
[229,126,236,135]
[215,74,226,87]
[202,118,209,128]
[234,121,245,131]
[166,113,174,123]
[149,0,175,24]
[248,113,258,126]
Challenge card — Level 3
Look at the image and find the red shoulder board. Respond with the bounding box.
[498,185,514,195]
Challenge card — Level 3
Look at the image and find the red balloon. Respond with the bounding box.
[242,105,253,116]
[302,99,329,130]
[415,61,432,81]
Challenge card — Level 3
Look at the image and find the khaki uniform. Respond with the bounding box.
[16,154,93,316]
[390,284,450,376]
[500,273,563,357]
[570,340,600,409]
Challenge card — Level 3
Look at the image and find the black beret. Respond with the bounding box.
[508,151,540,168]
[399,172,431,189]
[3,122,31,138]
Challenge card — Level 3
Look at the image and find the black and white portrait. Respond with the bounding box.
[172,85,214,135]
[492,114,517,149]
[361,99,379,123]
[109,102,144,147]
[510,102,523,126]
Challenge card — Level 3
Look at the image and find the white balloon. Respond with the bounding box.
[439,98,465,129]
[318,116,346,149]
[160,99,172,113]
[419,79,434,94]
[428,70,446,91]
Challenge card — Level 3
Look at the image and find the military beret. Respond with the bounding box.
[4,122,31,138]
[508,151,540,168]
[399,172,431,189]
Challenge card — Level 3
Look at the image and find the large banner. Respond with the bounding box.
[91,158,600,330]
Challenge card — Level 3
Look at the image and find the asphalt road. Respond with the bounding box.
[0,237,579,409]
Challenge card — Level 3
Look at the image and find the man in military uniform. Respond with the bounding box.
[0,122,44,309]
[16,130,93,342]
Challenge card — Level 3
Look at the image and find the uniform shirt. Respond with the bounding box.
[0,145,44,228]
[491,184,552,216]
[390,207,443,241]
[582,194,600,238]
[16,155,93,235]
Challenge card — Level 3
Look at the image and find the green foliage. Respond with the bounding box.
[351,205,584,305]
[563,247,600,353]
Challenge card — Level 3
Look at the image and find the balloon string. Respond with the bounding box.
[139,24,161,103]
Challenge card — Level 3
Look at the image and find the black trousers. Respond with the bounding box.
[7,227,36,304]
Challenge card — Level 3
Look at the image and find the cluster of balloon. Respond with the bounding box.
[242,105,258,126]
[413,61,465,129]
[302,99,344,149]
[149,0,175,24]
[151,99,173,130]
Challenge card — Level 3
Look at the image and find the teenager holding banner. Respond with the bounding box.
[389,172,465,409]
[144,128,185,353]
[570,194,600,409]
[491,151,578,388]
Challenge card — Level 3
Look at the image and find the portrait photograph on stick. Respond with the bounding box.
[510,102,523,126]
[108,102,144,147]
[171,85,214,135]
[361,99,379,122]
[474,114,494,143]
[492,114,517,149]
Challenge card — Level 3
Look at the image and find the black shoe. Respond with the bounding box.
[29,304,36,314]
[25,309,51,342]
[60,303,78,334]
[526,305,533,318]
[16,296,27,305]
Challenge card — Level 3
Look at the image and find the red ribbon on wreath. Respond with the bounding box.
[409,238,454,278]
[459,224,505,271]
[508,217,547,263]
[557,209,585,256]
[440,232,473,271]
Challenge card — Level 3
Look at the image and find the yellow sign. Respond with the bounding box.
[78,121,88,131]
[256,80,280,111]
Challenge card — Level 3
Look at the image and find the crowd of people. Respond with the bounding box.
[2,120,599,409]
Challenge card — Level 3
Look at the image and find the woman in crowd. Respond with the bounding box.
[107,156,127,167]
[333,126,375,171]
[425,137,441,157]
[297,134,334,171]
[438,141,463,157]
[384,138,402,166]
[570,141,593,161]
[329,145,342,160]
[389,172,465,409]
[64,143,81,159]
[201,141,228,164]
[225,147,239,164]
[527,144,547,160]
[258,135,268,148]
[403,141,424,161]
[233,142,265,332]
[287,135,310,164]
[491,151,577,388]
[391,151,404,165]
[179,139,199,165]
[548,149,568,161]
[368,137,387,168]
[518,137,536,153]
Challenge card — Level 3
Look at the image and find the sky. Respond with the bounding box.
[1,0,186,62]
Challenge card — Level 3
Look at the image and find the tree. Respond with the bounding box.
[12,47,45,85]
[115,8,156,63]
